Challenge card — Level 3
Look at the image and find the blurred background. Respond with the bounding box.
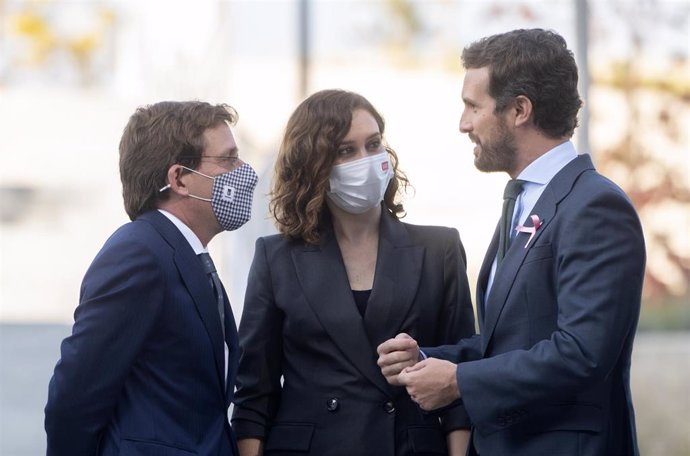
[0,0,688,454]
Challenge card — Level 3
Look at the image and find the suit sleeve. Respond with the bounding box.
[44,238,164,456]
[435,228,478,432]
[456,187,645,435]
[232,237,284,440]
[423,335,483,364]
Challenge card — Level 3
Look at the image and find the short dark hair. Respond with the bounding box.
[118,101,237,220]
[271,89,409,244]
[462,28,583,138]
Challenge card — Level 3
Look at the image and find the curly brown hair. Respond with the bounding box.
[271,90,410,244]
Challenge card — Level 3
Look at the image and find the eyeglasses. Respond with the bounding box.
[201,155,239,167]
[180,155,239,168]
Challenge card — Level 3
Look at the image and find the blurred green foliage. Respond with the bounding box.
[638,295,690,331]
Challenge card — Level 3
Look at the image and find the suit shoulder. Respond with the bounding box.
[573,169,636,208]
[401,222,459,237]
[95,219,170,263]
[557,169,643,239]
[253,232,305,257]
[400,222,461,246]
[82,221,169,290]
[256,233,291,248]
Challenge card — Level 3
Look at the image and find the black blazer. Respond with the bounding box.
[425,155,645,456]
[232,210,475,456]
[45,210,239,456]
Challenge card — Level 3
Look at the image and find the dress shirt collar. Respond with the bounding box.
[157,209,207,254]
[517,140,578,185]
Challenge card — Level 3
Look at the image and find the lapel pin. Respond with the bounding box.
[515,214,542,248]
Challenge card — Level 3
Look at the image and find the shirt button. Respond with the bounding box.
[326,398,339,412]
[383,401,395,413]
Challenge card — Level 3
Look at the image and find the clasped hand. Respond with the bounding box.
[377,333,460,411]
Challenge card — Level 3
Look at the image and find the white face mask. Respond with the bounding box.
[327,151,393,214]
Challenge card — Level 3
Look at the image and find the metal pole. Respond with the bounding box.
[298,0,310,99]
[575,0,591,157]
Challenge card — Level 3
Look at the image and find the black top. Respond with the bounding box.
[351,289,372,317]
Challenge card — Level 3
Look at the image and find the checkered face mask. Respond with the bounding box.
[182,164,258,231]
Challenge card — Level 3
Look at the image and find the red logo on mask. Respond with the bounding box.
[381,161,389,172]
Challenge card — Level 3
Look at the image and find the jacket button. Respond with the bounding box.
[326,398,339,412]
[383,401,395,413]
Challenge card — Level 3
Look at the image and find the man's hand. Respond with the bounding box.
[398,358,460,411]
[377,333,420,386]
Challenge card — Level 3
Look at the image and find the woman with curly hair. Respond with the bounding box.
[232,89,475,456]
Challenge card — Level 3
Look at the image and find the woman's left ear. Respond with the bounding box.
[513,95,533,127]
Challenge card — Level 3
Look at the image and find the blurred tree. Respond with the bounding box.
[379,0,690,304]
[4,1,115,86]
[591,1,690,302]
[377,0,429,66]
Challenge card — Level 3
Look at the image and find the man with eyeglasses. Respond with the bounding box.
[45,101,258,456]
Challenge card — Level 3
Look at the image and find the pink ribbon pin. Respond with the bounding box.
[515,214,542,248]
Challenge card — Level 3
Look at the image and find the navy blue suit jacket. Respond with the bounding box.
[232,211,476,456]
[424,155,645,456]
[45,210,239,456]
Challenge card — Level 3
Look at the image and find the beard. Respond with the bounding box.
[473,118,517,173]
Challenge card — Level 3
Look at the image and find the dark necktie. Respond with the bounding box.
[497,179,525,265]
[198,252,226,337]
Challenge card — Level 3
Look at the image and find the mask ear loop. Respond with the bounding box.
[159,164,186,193]
[159,165,213,193]
[182,165,215,202]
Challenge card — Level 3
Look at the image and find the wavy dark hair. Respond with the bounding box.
[271,89,410,244]
[462,28,583,138]
[119,101,237,220]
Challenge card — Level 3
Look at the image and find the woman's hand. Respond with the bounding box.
[377,333,421,386]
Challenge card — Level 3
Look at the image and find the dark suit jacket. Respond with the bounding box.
[424,155,645,456]
[45,210,239,456]
[232,210,476,456]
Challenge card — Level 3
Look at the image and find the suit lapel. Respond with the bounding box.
[292,230,392,395]
[291,212,422,396]
[176,250,227,390]
[222,287,239,404]
[480,155,595,354]
[139,211,227,393]
[364,212,424,351]
[481,189,557,353]
[476,223,500,333]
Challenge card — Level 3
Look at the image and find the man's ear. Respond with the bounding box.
[164,164,190,196]
[513,95,533,127]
